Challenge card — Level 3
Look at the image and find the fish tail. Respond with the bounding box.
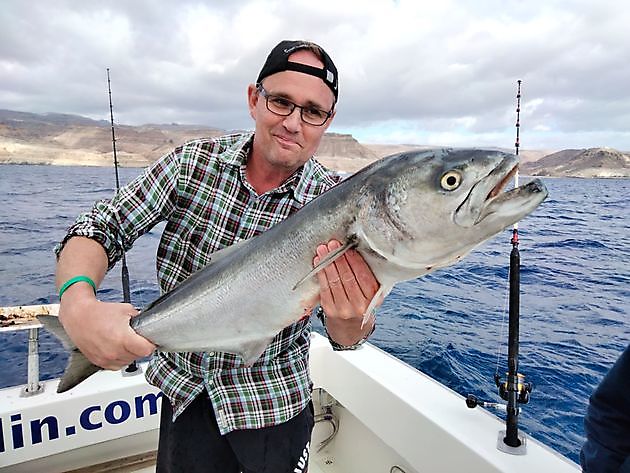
[37,314,102,393]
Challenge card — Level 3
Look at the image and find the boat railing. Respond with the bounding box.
[0,304,59,396]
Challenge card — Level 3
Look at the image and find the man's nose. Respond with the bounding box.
[282,107,302,131]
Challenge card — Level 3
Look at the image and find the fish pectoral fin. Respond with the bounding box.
[37,314,103,393]
[293,237,358,290]
[361,283,393,329]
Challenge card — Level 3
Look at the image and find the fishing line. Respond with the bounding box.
[494,274,511,376]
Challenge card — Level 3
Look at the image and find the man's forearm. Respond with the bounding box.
[56,236,109,298]
[53,236,155,370]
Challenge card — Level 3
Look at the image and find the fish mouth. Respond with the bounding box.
[455,155,548,227]
[486,162,518,200]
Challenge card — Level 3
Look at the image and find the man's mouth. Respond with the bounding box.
[274,133,301,148]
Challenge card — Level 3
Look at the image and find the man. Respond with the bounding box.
[581,344,630,473]
[54,40,379,472]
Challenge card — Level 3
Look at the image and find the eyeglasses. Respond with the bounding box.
[256,84,333,126]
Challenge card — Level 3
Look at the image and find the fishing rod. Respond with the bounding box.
[495,79,532,451]
[107,68,139,375]
[466,80,531,454]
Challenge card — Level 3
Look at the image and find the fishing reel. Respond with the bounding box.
[495,372,532,405]
[465,372,532,412]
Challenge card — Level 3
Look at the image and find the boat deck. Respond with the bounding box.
[64,451,332,473]
[65,452,156,473]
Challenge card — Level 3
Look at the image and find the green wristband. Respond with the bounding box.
[59,276,97,301]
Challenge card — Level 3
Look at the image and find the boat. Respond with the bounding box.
[1,305,580,472]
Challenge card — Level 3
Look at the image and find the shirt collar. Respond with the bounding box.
[217,132,254,167]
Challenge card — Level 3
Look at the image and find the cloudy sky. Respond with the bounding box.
[2,0,628,151]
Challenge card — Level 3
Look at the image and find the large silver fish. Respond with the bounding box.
[40,148,548,393]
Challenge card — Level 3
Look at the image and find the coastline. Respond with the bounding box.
[1,156,628,178]
[1,136,628,177]
[0,154,371,173]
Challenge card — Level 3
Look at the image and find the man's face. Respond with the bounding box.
[248,49,336,174]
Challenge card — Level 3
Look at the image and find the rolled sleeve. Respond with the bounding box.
[55,147,182,270]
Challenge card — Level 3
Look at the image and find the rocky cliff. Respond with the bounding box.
[521,147,630,178]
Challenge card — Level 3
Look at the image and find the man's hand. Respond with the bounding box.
[58,284,155,370]
[314,240,380,346]
[55,237,155,370]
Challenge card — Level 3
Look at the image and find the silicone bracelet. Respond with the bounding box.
[59,275,97,301]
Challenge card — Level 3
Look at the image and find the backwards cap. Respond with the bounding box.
[256,40,338,103]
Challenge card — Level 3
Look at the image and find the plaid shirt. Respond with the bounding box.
[56,132,341,434]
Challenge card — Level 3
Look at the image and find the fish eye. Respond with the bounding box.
[440,171,462,191]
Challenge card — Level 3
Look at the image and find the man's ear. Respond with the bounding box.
[322,109,336,131]
[247,84,259,120]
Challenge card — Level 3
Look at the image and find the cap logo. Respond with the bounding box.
[283,44,310,55]
[326,70,335,85]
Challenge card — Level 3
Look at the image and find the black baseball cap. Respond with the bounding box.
[256,40,339,103]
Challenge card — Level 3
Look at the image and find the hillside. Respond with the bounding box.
[522,147,630,178]
[0,109,227,167]
[0,110,381,172]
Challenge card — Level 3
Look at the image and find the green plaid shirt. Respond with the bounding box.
[56,132,340,434]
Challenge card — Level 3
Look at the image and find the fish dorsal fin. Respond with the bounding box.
[292,236,358,290]
[205,238,250,264]
[141,238,251,313]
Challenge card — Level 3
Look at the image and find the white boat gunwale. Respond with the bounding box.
[0,305,580,472]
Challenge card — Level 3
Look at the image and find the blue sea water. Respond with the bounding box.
[0,163,628,464]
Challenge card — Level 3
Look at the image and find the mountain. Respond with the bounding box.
[522,147,630,178]
[0,110,379,171]
[1,110,628,177]
[0,109,230,167]
[0,109,109,127]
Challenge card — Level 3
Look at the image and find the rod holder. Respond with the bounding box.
[21,327,44,396]
[497,430,527,455]
[121,360,143,377]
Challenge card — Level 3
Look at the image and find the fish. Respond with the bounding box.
[39,148,548,393]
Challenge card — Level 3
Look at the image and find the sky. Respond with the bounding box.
[1,0,629,151]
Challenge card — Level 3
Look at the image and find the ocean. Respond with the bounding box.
[0,163,628,464]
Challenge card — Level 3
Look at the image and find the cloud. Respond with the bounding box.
[1,0,628,150]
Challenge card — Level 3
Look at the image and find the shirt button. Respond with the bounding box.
[209,352,215,356]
